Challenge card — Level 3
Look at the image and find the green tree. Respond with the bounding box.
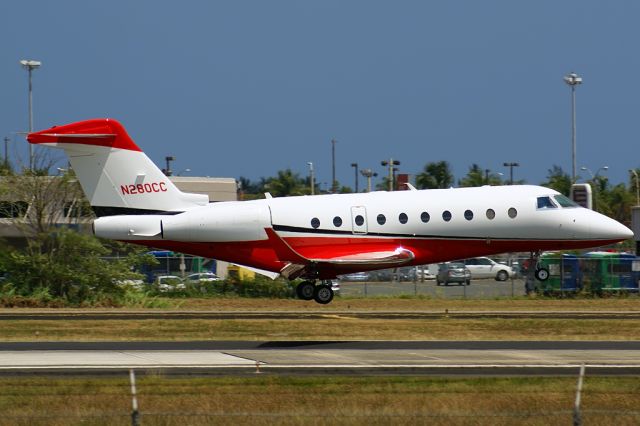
[458,164,503,187]
[416,161,454,189]
[264,169,308,197]
[541,165,572,196]
[0,228,149,304]
[598,183,633,224]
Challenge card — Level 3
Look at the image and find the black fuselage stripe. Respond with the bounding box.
[271,224,591,242]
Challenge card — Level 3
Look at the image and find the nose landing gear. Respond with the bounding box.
[295,280,334,304]
[525,250,550,294]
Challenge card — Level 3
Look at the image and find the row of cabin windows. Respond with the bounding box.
[310,207,518,229]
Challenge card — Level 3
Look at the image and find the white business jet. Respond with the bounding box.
[28,119,633,304]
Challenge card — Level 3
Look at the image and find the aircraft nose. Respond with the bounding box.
[592,215,634,241]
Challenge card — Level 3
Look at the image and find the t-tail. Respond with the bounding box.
[27,118,208,216]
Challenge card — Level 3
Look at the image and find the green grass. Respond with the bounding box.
[1,317,640,341]
[0,375,638,425]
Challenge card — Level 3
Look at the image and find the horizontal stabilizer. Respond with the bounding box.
[27,119,142,151]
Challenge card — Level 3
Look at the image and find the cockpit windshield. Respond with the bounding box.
[537,195,580,209]
[537,196,557,209]
[554,194,579,208]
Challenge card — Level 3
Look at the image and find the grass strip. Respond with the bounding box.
[1,317,640,341]
[0,375,638,426]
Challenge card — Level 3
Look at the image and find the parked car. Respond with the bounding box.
[463,257,513,281]
[339,272,370,282]
[155,275,185,292]
[436,263,471,286]
[186,272,221,283]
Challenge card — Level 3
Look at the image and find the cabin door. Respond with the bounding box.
[350,206,368,234]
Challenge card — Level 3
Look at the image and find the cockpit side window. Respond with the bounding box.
[537,196,557,209]
[554,194,579,208]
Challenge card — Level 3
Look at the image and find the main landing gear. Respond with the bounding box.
[295,280,334,304]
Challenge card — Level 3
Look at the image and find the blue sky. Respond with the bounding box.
[3,1,640,190]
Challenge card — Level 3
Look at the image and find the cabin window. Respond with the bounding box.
[537,196,557,209]
[377,214,386,225]
[420,211,430,223]
[399,213,408,224]
[442,210,452,222]
[311,217,320,229]
[508,208,517,219]
[486,209,495,220]
[355,215,365,226]
[333,216,342,227]
[464,210,474,221]
[554,194,579,208]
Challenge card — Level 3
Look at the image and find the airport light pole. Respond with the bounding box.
[307,161,315,195]
[629,169,639,206]
[503,162,520,185]
[331,139,337,193]
[350,162,359,192]
[20,59,41,171]
[360,168,377,192]
[564,72,582,182]
[3,136,9,170]
[381,159,400,191]
[164,156,175,176]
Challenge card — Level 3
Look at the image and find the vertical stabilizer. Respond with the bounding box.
[27,118,208,215]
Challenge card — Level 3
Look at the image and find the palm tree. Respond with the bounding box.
[264,169,308,197]
[415,161,454,189]
[541,165,572,196]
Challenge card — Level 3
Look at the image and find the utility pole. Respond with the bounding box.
[360,168,377,192]
[564,72,582,182]
[331,139,337,193]
[503,162,520,185]
[307,162,315,195]
[164,156,175,176]
[20,59,41,171]
[3,136,9,170]
[381,158,400,191]
[350,163,359,192]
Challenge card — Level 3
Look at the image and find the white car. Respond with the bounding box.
[463,257,513,281]
[155,275,185,292]
[186,272,221,283]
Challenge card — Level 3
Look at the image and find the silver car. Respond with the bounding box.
[436,263,471,286]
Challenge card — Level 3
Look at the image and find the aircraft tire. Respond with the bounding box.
[313,284,334,304]
[535,267,550,281]
[296,281,315,301]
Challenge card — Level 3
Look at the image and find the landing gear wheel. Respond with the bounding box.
[313,284,334,304]
[296,281,315,300]
[535,267,550,281]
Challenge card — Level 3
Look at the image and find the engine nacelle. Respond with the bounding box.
[160,202,271,242]
[93,215,169,240]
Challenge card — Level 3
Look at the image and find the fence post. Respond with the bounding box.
[573,364,585,426]
[129,369,140,426]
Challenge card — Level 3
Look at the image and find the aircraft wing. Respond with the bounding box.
[308,247,415,265]
[265,228,415,279]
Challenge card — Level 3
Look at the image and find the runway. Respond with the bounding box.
[1,341,639,376]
